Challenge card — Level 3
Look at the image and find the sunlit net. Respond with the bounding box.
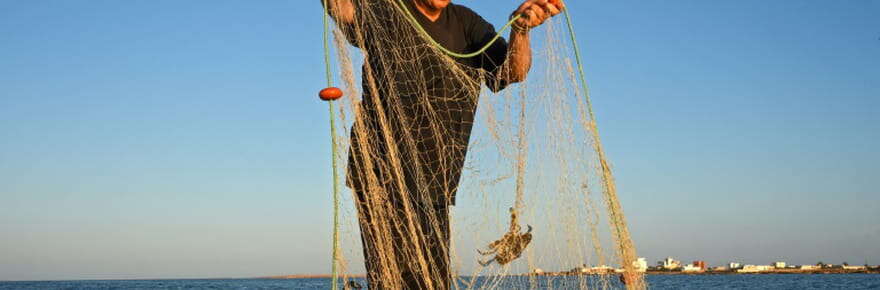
[323,1,645,289]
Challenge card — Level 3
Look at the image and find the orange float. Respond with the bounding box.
[319,87,343,101]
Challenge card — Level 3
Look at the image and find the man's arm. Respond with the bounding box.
[502,0,564,83]
[320,0,356,24]
[504,25,531,83]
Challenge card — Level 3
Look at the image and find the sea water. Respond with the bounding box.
[2,274,878,289]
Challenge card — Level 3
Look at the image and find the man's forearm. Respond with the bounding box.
[503,0,563,83]
[505,30,532,83]
[320,0,355,24]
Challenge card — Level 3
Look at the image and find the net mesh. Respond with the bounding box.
[324,0,645,289]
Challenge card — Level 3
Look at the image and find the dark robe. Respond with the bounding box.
[343,0,509,206]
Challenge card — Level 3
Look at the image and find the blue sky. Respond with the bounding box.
[1,0,878,281]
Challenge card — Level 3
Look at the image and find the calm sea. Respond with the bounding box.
[1,274,878,289]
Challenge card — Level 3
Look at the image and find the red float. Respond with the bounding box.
[319,87,344,101]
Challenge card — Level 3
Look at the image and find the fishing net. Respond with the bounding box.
[320,0,645,289]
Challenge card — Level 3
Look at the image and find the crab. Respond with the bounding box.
[477,207,533,266]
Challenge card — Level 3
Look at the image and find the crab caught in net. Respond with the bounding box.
[322,0,647,287]
[477,207,533,266]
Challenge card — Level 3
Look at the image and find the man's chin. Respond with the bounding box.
[429,0,451,9]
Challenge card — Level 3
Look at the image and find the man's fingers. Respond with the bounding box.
[525,9,538,25]
[529,5,547,25]
[534,1,561,17]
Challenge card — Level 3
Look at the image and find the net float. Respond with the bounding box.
[319,87,343,101]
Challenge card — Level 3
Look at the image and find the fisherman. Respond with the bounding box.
[321,0,563,288]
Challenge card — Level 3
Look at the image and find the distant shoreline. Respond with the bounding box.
[259,269,879,280]
[4,271,877,283]
[643,269,880,275]
[529,268,880,276]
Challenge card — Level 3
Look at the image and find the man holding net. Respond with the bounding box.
[322,0,563,288]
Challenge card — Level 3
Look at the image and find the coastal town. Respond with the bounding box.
[268,259,880,281]
[531,257,880,276]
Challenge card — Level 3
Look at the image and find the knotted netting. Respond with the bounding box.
[320,0,645,289]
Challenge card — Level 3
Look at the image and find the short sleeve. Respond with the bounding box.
[461,6,510,93]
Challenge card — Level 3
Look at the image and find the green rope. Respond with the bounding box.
[562,7,641,287]
[561,8,595,123]
[392,0,521,58]
[318,1,627,288]
[321,1,341,290]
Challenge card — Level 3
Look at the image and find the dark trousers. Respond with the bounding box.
[356,192,451,290]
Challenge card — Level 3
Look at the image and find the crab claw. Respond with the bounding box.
[478,259,494,267]
[525,225,533,234]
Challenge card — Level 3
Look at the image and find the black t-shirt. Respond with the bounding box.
[343,0,510,206]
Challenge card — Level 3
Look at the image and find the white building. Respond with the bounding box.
[662,257,681,270]
[729,262,742,269]
[800,265,820,270]
[843,265,867,270]
[577,264,615,274]
[737,265,773,273]
[588,265,614,274]
[773,262,787,268]
[633,258,648,272]
[682,264,704,272]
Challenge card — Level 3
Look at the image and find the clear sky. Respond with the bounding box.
[1,0,878,281]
